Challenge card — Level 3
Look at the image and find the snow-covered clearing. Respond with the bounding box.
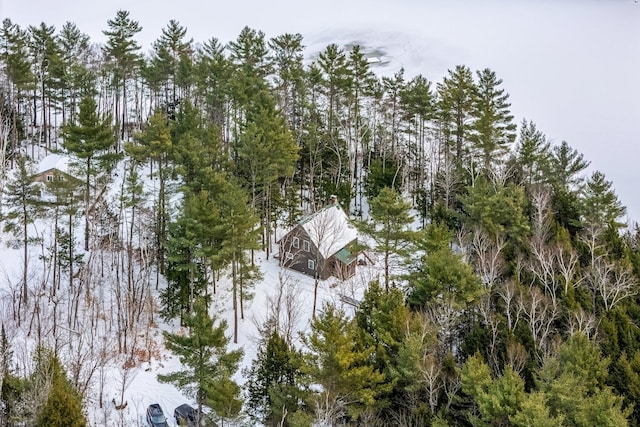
[0,157,387,426]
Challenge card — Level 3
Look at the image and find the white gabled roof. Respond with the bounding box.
[37,154,70,175]
[300,204,358,259]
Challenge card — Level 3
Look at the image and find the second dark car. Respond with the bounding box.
[174,403,210,426]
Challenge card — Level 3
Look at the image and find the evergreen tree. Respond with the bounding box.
[316,44,351,199]
[28,22,63,147]
[461,353,526,426]
[461,175,530,243]
[144,19,194,108]
[214,181,260,343]
[364,155,402,199]
[468,68,517,171]
[536,333,631,425]
[0,19,34,147]
[363,187,414,291]
[436,65,476,163]
[2,156,42,309]
[57,22,93,124]
[303,304,386,423]
[406,222,482,311]
[35,353,86,427]
[268,33,306,130]
[128,109,173,274]
[581,170,627,231]
[547,140,590,191]
[194,37,231,130]
[227,26,270,79]
[62,95,117,251]
[102,10,142,141]
[161,191,213,323]
[515,119,550,187]
[245,332,310,426]
[159,298,243,425]
[235,86,298,258]
[355,281,412,414]
[400,73,435,214]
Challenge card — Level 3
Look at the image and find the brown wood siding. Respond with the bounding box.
[279,226,325,278]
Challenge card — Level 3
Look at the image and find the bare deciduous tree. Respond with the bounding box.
[567,308,597,338]
[586,259,637,312]
[519,284,558,358]
[496,280,523,332]
[506,340,529,375]
[468,227,506,290]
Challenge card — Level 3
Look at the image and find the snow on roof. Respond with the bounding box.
[300,203,358,259]
[37,154,70,175]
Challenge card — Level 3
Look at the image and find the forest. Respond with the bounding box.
[0,9,639,427]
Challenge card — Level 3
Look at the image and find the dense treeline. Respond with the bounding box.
[0,10,639,427]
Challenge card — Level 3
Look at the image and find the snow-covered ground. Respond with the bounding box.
[0,156,388,426]
[89,245,381,426]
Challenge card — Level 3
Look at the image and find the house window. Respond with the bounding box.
[303,240,310,252]
[292,237,300,249]
[46,175,53,182]
[308,259,315,270]
[286,252,294,260]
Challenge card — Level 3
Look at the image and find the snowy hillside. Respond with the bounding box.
[0,157,385,426]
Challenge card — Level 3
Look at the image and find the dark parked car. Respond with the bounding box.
[174,404,202,426]
[146,403,168,427]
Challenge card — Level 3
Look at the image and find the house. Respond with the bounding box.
[33,154,77,184]
[278,196,359,280]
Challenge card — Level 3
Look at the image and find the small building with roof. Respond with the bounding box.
[278,196,360,280]
[33,154,77,184]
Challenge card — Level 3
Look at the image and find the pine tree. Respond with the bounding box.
[246,331,310,426]
[2,156,42,310]
[547,140,590,192]
[461,353,526,425]
[363,187,415,291]
[214,181,260,343]
[437,65,476,163]
[161,191,212,323]
[316,43,351,201]
[159,298,243,426]
[102,10,142,141]
[128,109,173,275]
[62,95,117,251]
[406,222,482,311]
[28,22,63,148]
[57,22,93,125]
[581,170,626,231]
[515,119,551,187]
[468,68,516,171]
[35,353,86,427]
[144,20,193,108]
[194,37,231,130]
[536,334,631,425]
[303,304,386,423]
[268,33,306,130]
[227,26,270,79]
[460,175,530,243]
[355,281,412,414]
[401,73,435,215]
[235,86,298,258]
[0,19,34,149]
